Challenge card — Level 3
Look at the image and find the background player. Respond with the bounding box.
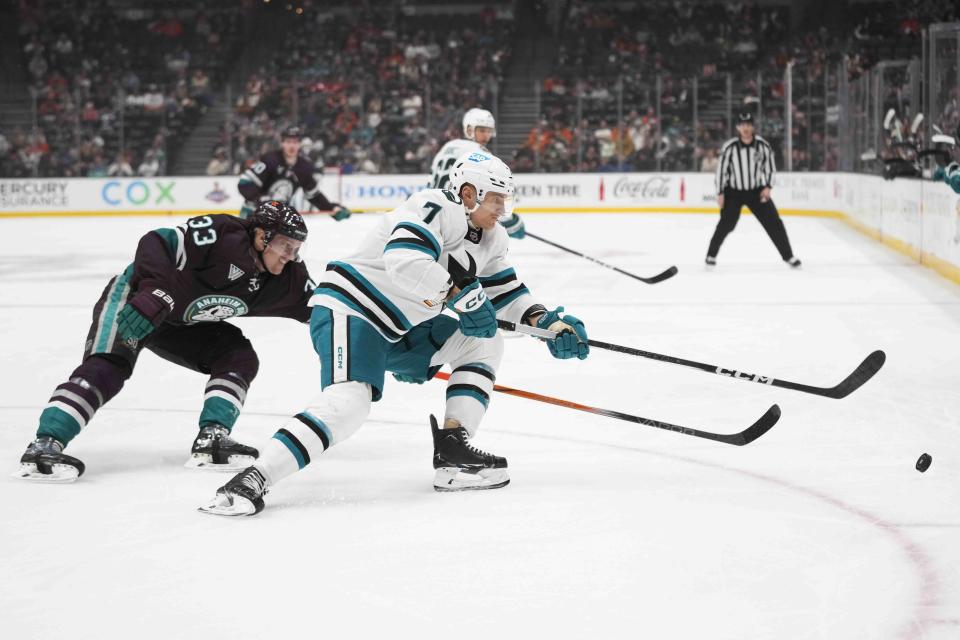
[707,112,801,268]
[16,202,316,483]
[430,108,526,240]
[932,124,960,194]
[200,152,589,516]
[239,126,351,222]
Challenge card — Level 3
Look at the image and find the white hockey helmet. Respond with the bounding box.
[462,108,496,140]
[449,151,515,215]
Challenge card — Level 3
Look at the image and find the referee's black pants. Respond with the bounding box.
[707,188,795,260]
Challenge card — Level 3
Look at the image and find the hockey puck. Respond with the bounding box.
[915,453,932,473]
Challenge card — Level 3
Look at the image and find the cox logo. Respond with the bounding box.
[101,180,175,206]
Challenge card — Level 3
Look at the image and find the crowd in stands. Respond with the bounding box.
[520,0,959,173]
[2,0,957,179]
[2,0,244,177]
[209,6,511,177]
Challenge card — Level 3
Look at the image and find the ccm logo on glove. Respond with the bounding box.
[461,289,486,310]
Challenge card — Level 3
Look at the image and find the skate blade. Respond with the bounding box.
[12,463,80,484]
[185,454,256,472]
[433,467,510,492]
[197,493,257,516]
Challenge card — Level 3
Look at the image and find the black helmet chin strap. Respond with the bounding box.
[252,227,270,272]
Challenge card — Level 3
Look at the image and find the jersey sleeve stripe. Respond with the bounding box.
[392,222,441,257]
[383,237,440,260]
[479,267,518,288]
[173,226,187,269]
[489,284,530,310]
[327,261,413,330]
[240,170,263,187]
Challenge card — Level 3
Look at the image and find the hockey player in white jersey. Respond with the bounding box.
[430,108,527,240]
[200,151,590,516]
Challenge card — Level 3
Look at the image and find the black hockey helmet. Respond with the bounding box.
[281,125,303,140]
[249,200,308,243]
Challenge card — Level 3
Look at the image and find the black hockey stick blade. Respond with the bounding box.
[584,402,781,446]
[638,265,679,284]
[716,404,781,446]
[817,349,886,399]
[525,231,678,285]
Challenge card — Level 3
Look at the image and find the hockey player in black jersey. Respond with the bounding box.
[238,126,351,222]
[15,201,317,483]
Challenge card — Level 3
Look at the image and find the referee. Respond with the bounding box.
[706,112,801,267]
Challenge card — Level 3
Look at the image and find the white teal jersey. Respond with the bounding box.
[311,188,537,342]
[429,139,486,189]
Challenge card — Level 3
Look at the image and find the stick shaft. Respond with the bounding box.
[525,231,677,284]
[432,372,778,445]
[497,320,884,399]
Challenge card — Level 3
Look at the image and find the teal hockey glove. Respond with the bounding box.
[446,280,497,338]
[117,288,174,341]
[239,201,257,219]
[500,213,526,239]
[536,306,589,360]
[332,205,352,221]
[945,163,960,194]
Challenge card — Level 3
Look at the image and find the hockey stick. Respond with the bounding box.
[525,231,678,284]
[433,372,779,446]
[499,320,885,399]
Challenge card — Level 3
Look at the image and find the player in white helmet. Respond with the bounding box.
[429,108,527,240]
[200,150,590,516]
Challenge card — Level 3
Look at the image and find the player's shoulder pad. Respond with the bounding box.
[203,213,247,231]
[292,155,315,173]
[754,135,772,148]
[408,189,467,236]
[437,139,458,154]
[261,150,283,165]
[720,137,739,152]
[184,213,249,246]
[413,188,465,214]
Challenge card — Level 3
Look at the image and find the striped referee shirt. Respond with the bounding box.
[715,136,776,193]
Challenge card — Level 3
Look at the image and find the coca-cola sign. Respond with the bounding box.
[609,175,674,201]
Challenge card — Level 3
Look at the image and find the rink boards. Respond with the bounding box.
[2,171,960,285]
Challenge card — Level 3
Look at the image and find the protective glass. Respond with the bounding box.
[266,234,304,260]
[480,191,515,217]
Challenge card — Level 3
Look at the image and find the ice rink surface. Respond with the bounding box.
[1,211,959,639]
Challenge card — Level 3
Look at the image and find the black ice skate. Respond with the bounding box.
[786,256,802,268]
[198,466,268,516]
[14,436,85,483]
[431,414,509,492]
[185,424,259,471]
